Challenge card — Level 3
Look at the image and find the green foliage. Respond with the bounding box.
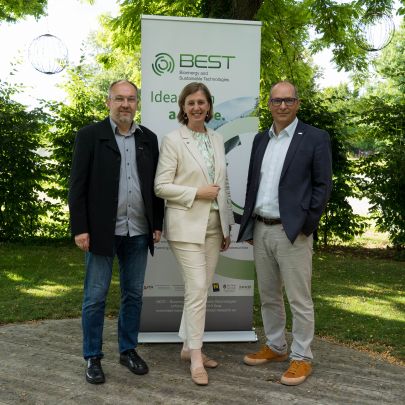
[356,97,405,249]
[101,0,402,85]
[106,0,202,59]
[0,0,96,22]
[0,0,47,22]
[46,66,107,208]
[98,0,402,151]
[300,90,366,245]
[1,48,111,240]
[257,0,315,99]
[0,81,50,240]
[354,24,405,250]
[200,0,263,19]
[308,0,366,71]
[373,20,405,95]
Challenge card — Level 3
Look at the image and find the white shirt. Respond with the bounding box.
[254,117,298,218]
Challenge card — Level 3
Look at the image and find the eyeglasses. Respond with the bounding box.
[110,96,137,104]
[269,98,298,107]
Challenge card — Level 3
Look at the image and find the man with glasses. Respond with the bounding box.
[237,81,332,385]
[69,80,164,384]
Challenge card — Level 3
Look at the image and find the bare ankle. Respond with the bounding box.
[190,349,203,369]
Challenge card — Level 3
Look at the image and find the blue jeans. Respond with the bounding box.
[82,234,148,359]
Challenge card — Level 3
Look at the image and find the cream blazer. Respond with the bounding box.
[154,125,234,244]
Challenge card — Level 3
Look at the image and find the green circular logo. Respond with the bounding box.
[152,53,175,76]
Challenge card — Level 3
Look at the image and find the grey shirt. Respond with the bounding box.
[110,118,148,236]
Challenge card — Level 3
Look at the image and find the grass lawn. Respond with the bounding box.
[1,239,404,364]
[300,246,403,364]
[0,242,121,323]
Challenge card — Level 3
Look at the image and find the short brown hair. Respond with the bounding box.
[177,82,213,125]
[108,80,138,98]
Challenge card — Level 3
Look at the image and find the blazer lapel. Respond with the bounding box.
[180,126,211,183]
[280,120,305,180]
[99,118,120,154]
[252,132,270,190]
[135,127,151,161]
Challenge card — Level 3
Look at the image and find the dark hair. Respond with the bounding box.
[108,80,138,98]
[177,82,213,125]
[269,80,299,99]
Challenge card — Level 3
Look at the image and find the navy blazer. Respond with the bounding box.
[237,119,332,244]
[68,117,164,256]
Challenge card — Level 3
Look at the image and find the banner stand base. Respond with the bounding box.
[139,330,257,343]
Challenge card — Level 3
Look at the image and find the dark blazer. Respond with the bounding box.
[68,117,164,256]
[237,119,332,244]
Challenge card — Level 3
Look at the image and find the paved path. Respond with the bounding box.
[0,318,403,405]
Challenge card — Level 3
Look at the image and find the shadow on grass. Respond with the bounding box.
[313,249,404,361]
[0,242,121,324]
[1,242,404,362]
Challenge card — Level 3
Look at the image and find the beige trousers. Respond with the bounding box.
[169,211,222,349]
[253,221,314,360]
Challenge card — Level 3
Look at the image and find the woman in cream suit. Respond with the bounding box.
[155,82,234,386]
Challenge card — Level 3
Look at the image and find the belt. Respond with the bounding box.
[255,215,282,226]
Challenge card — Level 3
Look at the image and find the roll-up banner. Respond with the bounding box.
[139,15,261,342]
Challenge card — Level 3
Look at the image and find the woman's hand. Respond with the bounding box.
[221,235,231,252]
[196,184,220,200]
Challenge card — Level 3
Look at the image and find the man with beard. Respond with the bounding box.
[69,80,164,384]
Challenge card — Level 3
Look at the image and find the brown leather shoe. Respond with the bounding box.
[181,350,218,368]
[280,360,312,386]
[190,366,208,386]
[243,345,288,366]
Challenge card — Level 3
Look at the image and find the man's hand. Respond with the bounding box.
[246,239,254,246]
[75,233,90,252]
[153,230,162,243]
[196,184,220,201]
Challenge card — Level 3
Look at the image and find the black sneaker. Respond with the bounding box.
[85,357,105,384]
[120,349,149,375]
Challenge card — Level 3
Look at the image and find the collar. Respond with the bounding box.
[269,117,298,139]
[181,125,212,139]
[109,117,141,136]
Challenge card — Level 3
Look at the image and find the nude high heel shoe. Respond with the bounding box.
[190,366,208,386]
[181,350,218,368]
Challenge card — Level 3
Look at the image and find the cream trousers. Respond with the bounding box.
[253,221,314,361]
[169,211,222,349]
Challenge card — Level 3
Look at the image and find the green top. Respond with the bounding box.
[191,130,218,210]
